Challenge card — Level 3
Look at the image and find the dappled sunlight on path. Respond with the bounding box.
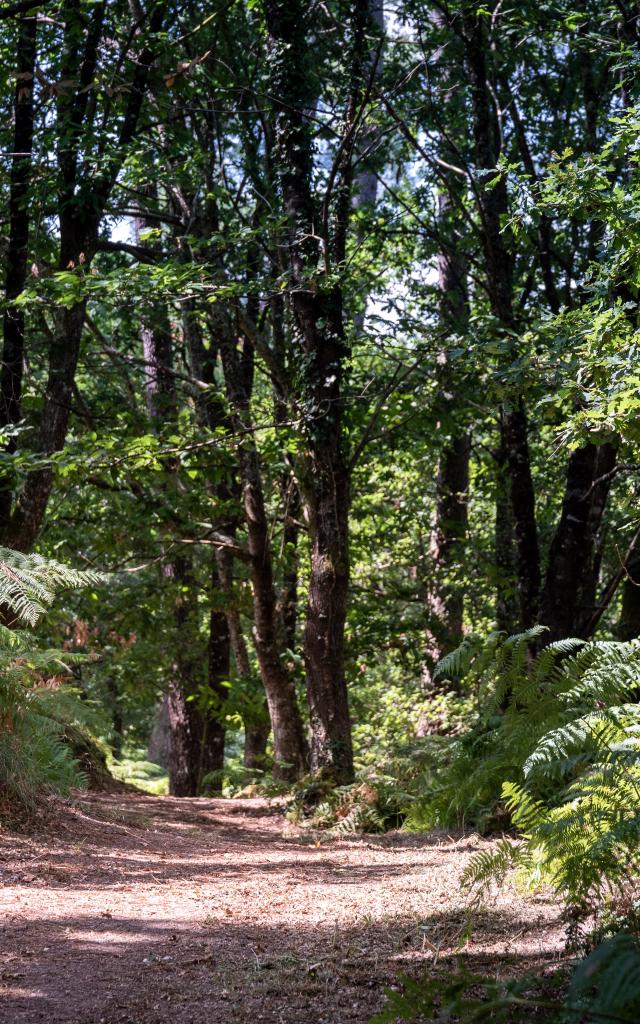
[0,794,564,1023]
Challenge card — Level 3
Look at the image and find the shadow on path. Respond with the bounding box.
[0,792,565,1024]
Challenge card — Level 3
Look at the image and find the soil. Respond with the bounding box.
[0,793,566,1024]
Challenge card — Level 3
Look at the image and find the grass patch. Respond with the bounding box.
[109,752,168,795]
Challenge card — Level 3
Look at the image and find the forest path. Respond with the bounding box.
[0,793,564,1024]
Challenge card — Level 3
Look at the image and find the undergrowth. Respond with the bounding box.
[0,548,104,815]
[371,627,640,1022]
[109,750,169,795]
[372,932,640,1023]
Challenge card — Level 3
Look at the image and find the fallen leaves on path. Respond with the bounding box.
[0,793,565,1023]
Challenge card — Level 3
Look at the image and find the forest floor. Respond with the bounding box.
[0,793,566,1024]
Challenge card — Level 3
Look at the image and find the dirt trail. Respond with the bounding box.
[0,793,564,1023]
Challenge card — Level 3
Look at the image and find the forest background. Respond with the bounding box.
[4,3,640,1019]
[0,0,639,805]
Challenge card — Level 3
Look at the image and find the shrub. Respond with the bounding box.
[453,636,640,906]
[0,547,103,814]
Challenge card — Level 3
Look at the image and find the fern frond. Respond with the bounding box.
[460,837,531,893]
[0,546,104,811]
[433,634,486,684]
[568,933,640,1018]
[0,547,103,626]
[331,803,384,835]
[502,781,549,834]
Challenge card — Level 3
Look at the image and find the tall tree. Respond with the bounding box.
[219,312,308,780]
[0,12,37,526]
[2,0,166,552]
[462,5,540,630]
[263,0,382,781]
[423,11,471,685]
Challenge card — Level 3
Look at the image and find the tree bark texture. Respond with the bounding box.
[464,12,540,629]
[423,31,471,683]
[540,442,617,642]
[166,555,221,797]
[220,324,307,781]
[263,0,379,782]
[0,14,37,477]
[494,433,518,635]
[425,435,471,682]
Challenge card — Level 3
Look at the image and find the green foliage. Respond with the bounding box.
[0,546,103,627]
[331,802,386,836]
[289,773,404,834]
[451,636,640,905]
[383,632,640,1023]
[458,834,535,894]
[524,108,640,447]
[423,629,640,922]
[0,627,90,810]
[371,933,640,1023]
[108,751,168,796]
[566,933,640,1021]
[371,962,558,1023]
[405,631,637,834]
[0,549,104,814]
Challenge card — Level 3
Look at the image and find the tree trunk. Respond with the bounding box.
[188,290,273,772]
[181,303,235,792]
[148,695,171,769]
[236,434,308,780]
[464,11,540,629]
[0,14,37,525]
[495,433,518,634]
[6,296,87,551]
[166,556,208,797]
[501,400,540,628]
[277,474,300,653]
[136,220,196,796]
[302,448,353,779]
[352,0,384,334]
[166,554,229,797]
[219,326,307,781]
[204,556,230,794]
[537,52,617,643]
[423,66,470,684]
[104,676,123,760]
[267,294,301,660]
[425,436,471,683]
[216,542,271,772]
[263,0,378,783]
[135,231,225,797]
[540,442,617,642]
[618,552,640,641]
[3,3,163,550]
[243,718,271,773]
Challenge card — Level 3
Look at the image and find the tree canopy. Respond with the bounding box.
[1,0,639,791]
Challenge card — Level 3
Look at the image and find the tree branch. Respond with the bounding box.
[583,525,640,637]
[0,0,42,20]
[94,238,166,263]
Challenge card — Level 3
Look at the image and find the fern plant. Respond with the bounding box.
[290,774,403,834]
[371,932,640,1023]
[374,630,640,1022]
[0,549,104,813]
[456,638,640,905]
[405,630,632,831]
[0,546,102,627]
